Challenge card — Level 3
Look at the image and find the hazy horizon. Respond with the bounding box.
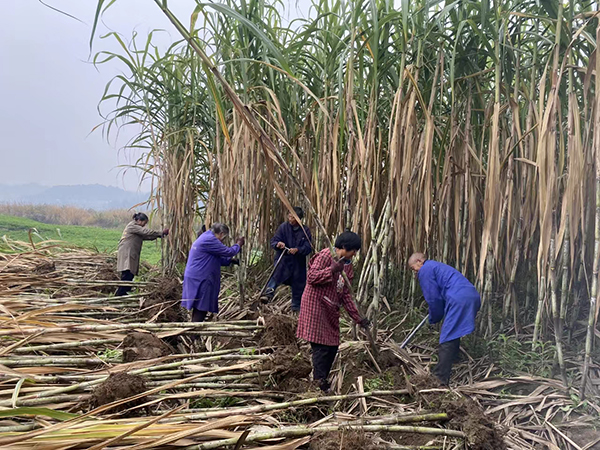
[1,1,309,193]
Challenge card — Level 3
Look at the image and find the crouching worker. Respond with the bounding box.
[408,253,481,386]
[182,223,244,322]
[297,231,370,392]
[262,206,313,312]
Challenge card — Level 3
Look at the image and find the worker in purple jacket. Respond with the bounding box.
[408,253,481,385]
[261,207,313,312]
[182,223,245,322]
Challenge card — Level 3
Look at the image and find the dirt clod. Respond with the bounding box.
[309,430,377,450]
[90,372,147,413]
[409,373,441,390]
[262,345,312,392]
[122,331,173,362]
[143,277,185,323]
[444,397,506,450]
[259,314,297,347]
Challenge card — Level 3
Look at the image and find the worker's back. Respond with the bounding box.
[423,260,477,301]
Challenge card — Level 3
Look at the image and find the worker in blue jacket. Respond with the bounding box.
[408,253,481,385]
[261,207,313,312]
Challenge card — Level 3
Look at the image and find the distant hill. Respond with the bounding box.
[0,184,149,211]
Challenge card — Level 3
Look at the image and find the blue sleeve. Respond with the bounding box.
[271,224,285,249]
[298,227,313,255]
[205,237,240,258]
[419,265,445,324]
[220,257,232,266]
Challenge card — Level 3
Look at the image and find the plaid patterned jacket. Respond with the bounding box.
[296,248,363,346]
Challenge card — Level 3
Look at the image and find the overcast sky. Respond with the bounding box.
[0,1,308,192]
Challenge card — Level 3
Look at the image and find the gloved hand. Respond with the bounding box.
[331,259,345,274]
[236,237,245,247]
[230,258,240,266]
[162,228,170,237]
[359,318,371,329]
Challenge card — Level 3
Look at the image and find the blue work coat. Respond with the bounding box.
[417,260,481,343]
[181,231,240,313]
[269,222,313,287]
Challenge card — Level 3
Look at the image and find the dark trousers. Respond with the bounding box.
[266,278,304,311]
[115,270,135,297]
[191,309,208,322]
[432,338,461,386]
[310,342,338,391]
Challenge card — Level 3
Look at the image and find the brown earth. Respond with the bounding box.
[122,331,173,362]
[309,430,378,450]
[444,397,507,450]
[341,349,407,393]
[262,345,312,392]
[409,380,506,450]
[259,314,298,347]
[89,372,147,414]
[142,277,185,323]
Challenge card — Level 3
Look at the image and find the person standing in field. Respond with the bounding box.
[262,207,313,312]
[182,223,245,322]
[408,253,481,386]
[297,231,370,392]
[116,213,169,297]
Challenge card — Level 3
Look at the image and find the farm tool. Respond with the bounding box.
[400,315,429,349]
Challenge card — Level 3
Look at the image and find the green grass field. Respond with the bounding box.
[0,214,162,265]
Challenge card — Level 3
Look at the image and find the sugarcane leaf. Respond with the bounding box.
[0,407,78,421]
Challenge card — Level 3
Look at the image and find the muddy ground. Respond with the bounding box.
[122,331,173,362]
[89,372,148,415]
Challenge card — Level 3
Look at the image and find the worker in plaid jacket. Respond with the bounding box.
[297,231,370,392]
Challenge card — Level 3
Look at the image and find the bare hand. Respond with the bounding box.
[162,228,170,237]
[276,242,286,249]
[331,259,345,274]
[289,248,299,255]
[236,237,246,247]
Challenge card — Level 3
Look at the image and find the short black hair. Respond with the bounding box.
[291,206,304,220]
[133,212,149,222]
[334,231,361,251]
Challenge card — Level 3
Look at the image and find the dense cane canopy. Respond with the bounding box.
[94,0,600,396]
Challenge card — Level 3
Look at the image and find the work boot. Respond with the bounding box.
[260,287,275,304]
[317,379,331,393]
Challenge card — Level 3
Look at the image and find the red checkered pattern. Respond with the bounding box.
[296,248,363,346]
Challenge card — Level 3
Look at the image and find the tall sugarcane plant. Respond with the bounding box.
[93,0,600,395]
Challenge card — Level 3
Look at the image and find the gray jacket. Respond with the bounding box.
[117,221,162,275]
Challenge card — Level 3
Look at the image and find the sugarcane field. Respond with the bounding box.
[2,0,600,449]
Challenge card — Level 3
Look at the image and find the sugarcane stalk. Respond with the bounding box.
[0,353,266,369]
[10,393,90,407]
[559,216,569,333]
[0,322,261,337]
[580,111,600,398]
[189,424,464,450]
[459,89,472,274]
[0,357,121,367]
[481,248,494,337]
[169,389,409,421]
[147,371,270,383]
[145,382,257,389]
[549,211,567,386]
[532,267,546,345]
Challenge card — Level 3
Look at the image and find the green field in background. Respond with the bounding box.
[0,214,162,265]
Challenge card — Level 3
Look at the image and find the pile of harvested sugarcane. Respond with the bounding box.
[0,240,599,449]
